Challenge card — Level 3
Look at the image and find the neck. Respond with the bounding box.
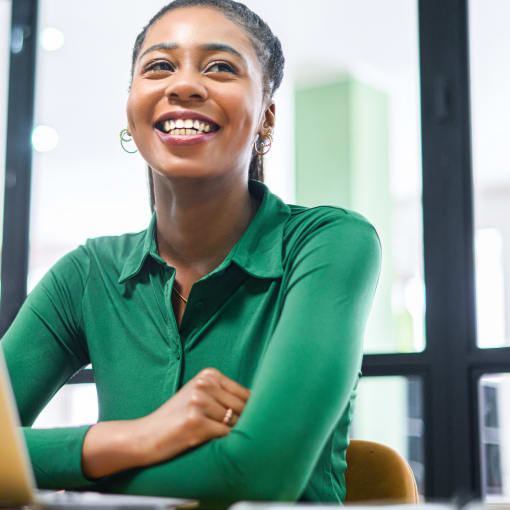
[152,172,259,277]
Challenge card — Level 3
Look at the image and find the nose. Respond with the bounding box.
[164,69,208,103]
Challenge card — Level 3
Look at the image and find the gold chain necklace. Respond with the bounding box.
[172,285,188,304]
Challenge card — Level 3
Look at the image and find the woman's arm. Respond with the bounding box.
[81,367,250,479]
[1,247,95,488]
[92,211,381,504]
[2,244,250,488]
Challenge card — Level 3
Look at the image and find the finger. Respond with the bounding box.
[214,407,239,427]
[217,373,251,401]
[202,397,234,424]
[195,369,250,411]
[197,368,250,401]
[203,417,231,439]
[228,411,239,426]
[203,398,239,427]
[212,390,247,417]
[190,386,239,427]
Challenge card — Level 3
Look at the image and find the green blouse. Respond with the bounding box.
[1,179,381,507]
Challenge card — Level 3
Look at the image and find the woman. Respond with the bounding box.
[1,0,381,506]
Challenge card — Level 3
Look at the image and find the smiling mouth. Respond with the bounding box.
[154,118,220,136]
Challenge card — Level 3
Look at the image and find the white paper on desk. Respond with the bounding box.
[229,503,455,510]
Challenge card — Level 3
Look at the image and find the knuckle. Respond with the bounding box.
[195,377,211,390]
[185,408,202,426]
[200,367,219,379]
[189,391,203,406]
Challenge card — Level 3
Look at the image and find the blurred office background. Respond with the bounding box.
[1,0,509,502]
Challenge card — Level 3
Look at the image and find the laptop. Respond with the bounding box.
[0,348,198,509]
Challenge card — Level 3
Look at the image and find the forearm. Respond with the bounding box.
[82,415,193,479]
[93,437,249,504]
[82,410,208,480]
[81,419,147,479]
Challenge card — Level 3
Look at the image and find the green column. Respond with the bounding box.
[295,76,394,353]
[295,76,408,454]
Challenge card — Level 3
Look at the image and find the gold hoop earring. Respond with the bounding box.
[120,128,138,154]
[254,128,273,156]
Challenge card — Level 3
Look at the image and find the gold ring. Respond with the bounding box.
[222,407,233,425]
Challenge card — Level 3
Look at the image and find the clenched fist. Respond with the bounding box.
[137,367,251,466]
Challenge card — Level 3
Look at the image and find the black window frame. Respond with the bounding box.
[2,0,510,500]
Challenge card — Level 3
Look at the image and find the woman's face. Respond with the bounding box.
[127,6,273,182]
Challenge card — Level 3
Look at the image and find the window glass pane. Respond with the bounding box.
[479,374,510,502]
[469,0,510,348]
[28,0,158,291]
[33,383,98,428]
[292,0,424,353]
[351,376,424,495]
[0,0,11,294]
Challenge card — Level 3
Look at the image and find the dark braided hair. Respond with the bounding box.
[129,0,285,213]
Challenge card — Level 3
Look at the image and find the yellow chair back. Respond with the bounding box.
[344,439,419,504]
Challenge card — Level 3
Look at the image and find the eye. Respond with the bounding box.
[145,61,174,73]
[205,62,236,74]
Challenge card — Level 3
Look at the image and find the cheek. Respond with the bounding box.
[126,83,160,132]
[218,86,261,140]
[126,94,137,130]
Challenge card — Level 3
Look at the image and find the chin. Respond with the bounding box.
[151,163,222,181]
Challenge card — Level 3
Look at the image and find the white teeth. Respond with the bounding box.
[160,118,217,134]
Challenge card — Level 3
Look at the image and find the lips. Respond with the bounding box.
[152,109,221,147]
[155,118,219,135]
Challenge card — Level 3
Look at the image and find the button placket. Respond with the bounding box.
[150,264,183,358]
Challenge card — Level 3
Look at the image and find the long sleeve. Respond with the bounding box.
[94,212,381,505]
[1,246,94,488]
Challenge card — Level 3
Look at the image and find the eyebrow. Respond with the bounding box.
[138,42,246,65]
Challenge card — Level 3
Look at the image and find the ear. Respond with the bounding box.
[260,103,276,132]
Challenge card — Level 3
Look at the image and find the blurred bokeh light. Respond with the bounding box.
[40,27,64,51]
[31,125,59,152]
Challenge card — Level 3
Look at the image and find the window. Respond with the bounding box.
[479,374,510,501]
[4,0,510,501]
[293,0,425,493]
[470,0,510,350]
[470,0,510,501]
[351,376,424,494]
[0,0,12,297]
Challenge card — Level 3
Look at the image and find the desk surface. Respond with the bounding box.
[3,500,510,510]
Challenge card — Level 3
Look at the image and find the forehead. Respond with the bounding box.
[141,6,259,63]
